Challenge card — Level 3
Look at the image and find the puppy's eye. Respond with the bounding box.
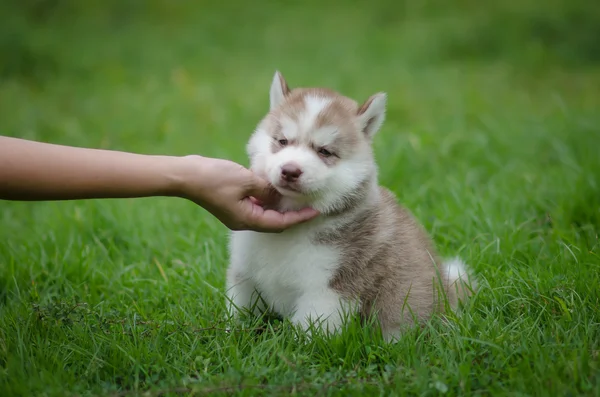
[278,139,288,146]
[318,148,333,157]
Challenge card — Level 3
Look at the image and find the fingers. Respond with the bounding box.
[245,174,280,206]
[244,199,319,233]
[248,196,263,206]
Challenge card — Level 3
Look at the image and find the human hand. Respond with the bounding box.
[176,155,319,232]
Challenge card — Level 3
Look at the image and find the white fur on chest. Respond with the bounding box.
[228,227,340,317]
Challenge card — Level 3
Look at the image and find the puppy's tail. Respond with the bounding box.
[443,257,478,303]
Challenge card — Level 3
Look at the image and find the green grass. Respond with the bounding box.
[1,1,600,395]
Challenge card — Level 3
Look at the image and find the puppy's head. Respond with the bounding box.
[247,71,386,214]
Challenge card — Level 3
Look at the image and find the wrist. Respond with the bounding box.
[165,154,213,202]
[155,155,192,198]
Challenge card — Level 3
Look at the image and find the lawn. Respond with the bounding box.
[1,1,599,395]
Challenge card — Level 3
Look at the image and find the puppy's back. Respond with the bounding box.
[318,187,454,339]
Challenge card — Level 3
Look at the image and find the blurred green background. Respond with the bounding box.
[1,0,599,395]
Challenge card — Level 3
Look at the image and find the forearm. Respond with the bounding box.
[0,136,185,201]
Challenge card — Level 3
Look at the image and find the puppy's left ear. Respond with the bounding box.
[270,70,291,111]
[357,92,387,138]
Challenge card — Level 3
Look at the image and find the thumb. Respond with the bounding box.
[245,173,280,205]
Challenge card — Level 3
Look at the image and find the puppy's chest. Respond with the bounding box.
[233,232,340,289]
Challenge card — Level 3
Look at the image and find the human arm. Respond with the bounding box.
[0,136,318,232]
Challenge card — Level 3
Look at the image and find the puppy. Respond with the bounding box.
[226,71,476,341]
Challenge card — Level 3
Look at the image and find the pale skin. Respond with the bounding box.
[0,136,319,232]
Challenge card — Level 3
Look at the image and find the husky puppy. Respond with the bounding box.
[226,71,476,341]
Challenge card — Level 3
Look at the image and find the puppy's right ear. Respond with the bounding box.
[357,92,387,139]
[270,70,290,111]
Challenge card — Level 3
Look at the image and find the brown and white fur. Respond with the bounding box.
[226,71,476,342]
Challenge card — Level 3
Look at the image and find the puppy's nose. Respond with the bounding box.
[281,163,303,182]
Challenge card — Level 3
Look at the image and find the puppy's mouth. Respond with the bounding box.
[274,183,304,196]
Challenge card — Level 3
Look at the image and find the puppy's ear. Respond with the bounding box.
[270,70,290,111]
[357,92,387,138]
